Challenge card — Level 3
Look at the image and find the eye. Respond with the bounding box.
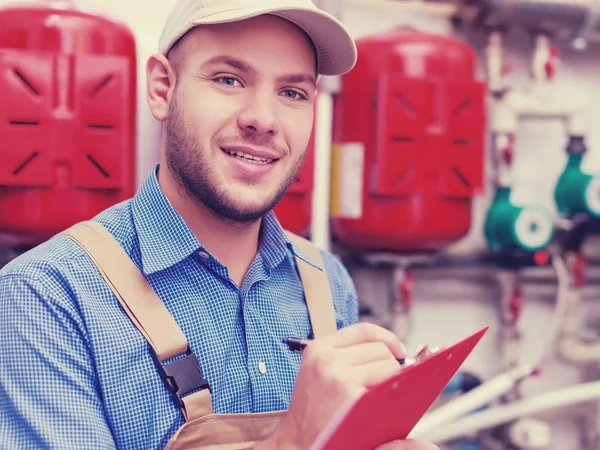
[281,89,306,100]
[214,76,242,87]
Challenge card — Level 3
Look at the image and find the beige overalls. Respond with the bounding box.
[61,221,338,449]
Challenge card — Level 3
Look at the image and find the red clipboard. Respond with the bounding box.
[311,326,489,450]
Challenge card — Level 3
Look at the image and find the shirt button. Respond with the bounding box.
[258,362,267,374]
[198,251,210,259]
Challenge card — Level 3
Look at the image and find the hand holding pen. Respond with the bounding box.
[284,336,407,365]
[262,322,437,450]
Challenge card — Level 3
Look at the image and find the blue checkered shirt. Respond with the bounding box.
[0,166,359,450]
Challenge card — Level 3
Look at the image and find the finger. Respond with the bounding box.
[352,358,402,387]
[376,439,440,450]
[403,440,440,450]
[339,341,399,365]
[322,322,406,359]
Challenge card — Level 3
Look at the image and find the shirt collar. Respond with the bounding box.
[132,165,322,274]
[132,166,203,274]
[288,240,324,271]
[259,210,323,272]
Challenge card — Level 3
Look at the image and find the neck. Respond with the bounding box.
[158,164,262,286]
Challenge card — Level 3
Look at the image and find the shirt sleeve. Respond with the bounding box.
[0,273,117,450]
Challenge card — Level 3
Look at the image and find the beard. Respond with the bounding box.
[164,97,307,224]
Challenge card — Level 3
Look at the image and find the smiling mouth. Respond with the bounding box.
[221,148,278,165]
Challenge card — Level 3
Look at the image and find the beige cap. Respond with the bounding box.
[158,0,357,76]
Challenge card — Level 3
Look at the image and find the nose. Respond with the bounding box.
[237,92,279,137]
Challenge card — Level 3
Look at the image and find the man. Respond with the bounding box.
[0,0,438,449]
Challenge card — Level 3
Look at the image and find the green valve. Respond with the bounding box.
[484,186,554,252]
[554,153,600,218]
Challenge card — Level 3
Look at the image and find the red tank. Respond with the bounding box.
[330,29,486,253]
[0,0,137,246]
[274,108,316,237]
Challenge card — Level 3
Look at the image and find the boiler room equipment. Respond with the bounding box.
[330,29,486,253]
[453,0,600,51]
[0,0,137,246]
[554,136,600,220]
[483,186,554,254]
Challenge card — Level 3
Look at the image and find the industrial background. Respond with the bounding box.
[1,0,600,449]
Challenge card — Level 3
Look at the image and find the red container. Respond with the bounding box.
[274,109,316,237]
[330,29,486,253]
[274,132,314,236]
[0,0,136,246]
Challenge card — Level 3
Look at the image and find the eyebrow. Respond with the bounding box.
[202,54,317,88]
[203,55,257,75]
[277,73,317,89]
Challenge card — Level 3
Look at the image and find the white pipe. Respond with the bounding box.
[311,87,335,251]
[485,31,519,187]
[559,329,600,364]
[419,380,600,444]
[486,30,504,94]
[555,252,600,364]
[497,270,521,371]
[492,87,589,135]
[493,133,516,186]
[529,253,571,367]
[531,33,551,83]
[582,367,600,448]
[310,1,342,251]
[409,364,535,437]
[489,31,588,136]
[391,267,412,342]
[503,90,588,118]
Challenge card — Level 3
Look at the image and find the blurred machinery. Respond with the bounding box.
[0,0,137,248]
[408,2,600,448]
[325,2,600,449]
[330,28,487,341]
[331,28,486,253]
[452,0,600,51]
[484,30,562,383]
[485,11,600,369]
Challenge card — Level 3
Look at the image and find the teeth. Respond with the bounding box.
[224,149,274,164]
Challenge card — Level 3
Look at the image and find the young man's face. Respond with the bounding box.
[157,15,317,223]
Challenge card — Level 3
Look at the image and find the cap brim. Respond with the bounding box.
[163,5,357,76]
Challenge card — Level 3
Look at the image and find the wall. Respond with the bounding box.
[1,0,599,448]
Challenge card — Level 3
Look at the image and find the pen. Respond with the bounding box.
[283,337,406,365]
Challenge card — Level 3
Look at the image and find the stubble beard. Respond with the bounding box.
[164,97,306,225]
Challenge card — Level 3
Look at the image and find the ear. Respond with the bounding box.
[146,54,176,122]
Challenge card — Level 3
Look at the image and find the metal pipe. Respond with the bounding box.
[410,364,535,437]
[555,252,600,364]
[419,380,600,444]
[311,83,336,251]
[309,0,343,251]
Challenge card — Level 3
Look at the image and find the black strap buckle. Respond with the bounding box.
[157,350,211,406]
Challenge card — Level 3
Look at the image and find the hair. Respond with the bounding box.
[166,36,186,78]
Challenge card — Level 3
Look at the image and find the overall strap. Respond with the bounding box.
[60,221,212,421]
[60,221,339,423]
[285,231,338,338]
